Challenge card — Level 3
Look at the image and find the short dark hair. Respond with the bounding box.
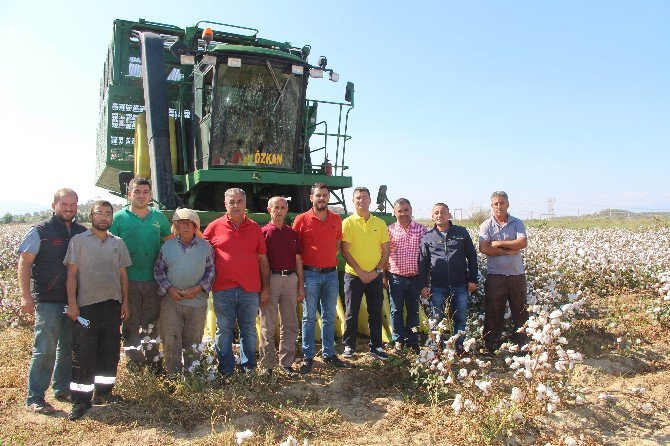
[128,177,151,192]
[53,188,78,204]
[393,198,411,208]
[353,187,370,197]
[311,183,330,195]
[91,200,114,213]
[432,202,449,211]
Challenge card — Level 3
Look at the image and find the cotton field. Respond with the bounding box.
[1,222,669,445]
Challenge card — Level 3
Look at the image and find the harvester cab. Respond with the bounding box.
[96,19,356,225]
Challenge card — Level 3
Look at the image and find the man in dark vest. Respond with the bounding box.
[18,188,87,414]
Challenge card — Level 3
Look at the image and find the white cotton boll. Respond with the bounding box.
[445,375,454,384]
[155,336,162,344]
[469,369,478,377]
[641,403,653,414]
[475,380,492,395]
[280,435,298,446]
[598,393,616,402]
[143,336,151,343]
[464,399,478,412]
[510,387,523,403]
[235,429,254,445]
[458,368,468,379]
[452,394,463,415]
[563,436,578,446]
[524,369,533,379]
[547,402,556,413]
[146,343,153,351]
[426,351,435,361]
[575,395,585,405]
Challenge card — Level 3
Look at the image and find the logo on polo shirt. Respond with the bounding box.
[153,221,161,229]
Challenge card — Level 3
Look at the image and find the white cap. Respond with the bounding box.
[172,208,200,228]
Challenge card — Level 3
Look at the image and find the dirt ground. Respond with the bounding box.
[1,293,668,446]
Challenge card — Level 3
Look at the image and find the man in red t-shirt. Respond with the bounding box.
[259,197,305,377]
[292,183,346,373]
[203,188,270,375]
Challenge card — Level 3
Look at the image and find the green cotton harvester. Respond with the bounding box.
[95,18,417,342]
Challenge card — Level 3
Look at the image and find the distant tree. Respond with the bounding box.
[2,213,13,224]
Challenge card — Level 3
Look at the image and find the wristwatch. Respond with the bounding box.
[374,267,383,274]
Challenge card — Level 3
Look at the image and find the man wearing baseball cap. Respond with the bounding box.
[154,208,215,374]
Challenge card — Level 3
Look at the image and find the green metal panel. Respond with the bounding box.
[211,44,304,63]
[181,169,352,192]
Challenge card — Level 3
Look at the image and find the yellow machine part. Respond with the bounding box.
[133,113,178,178]
[203,292,402,346]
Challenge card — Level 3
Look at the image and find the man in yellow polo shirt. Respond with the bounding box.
[340,187,390,360]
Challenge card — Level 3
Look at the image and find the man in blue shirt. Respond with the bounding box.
[478,191,528,355]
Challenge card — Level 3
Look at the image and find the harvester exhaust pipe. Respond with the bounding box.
[139,32,178,210]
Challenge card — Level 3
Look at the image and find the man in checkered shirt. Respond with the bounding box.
[386,198,427,354]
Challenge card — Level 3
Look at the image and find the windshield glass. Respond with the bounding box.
[210,60,302,169]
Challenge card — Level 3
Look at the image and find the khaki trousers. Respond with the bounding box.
[259,273,299,368]
[159,297,207,374]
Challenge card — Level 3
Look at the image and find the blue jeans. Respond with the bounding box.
[430,284,469,349]
[387,273,421,346]
[26,302,72,405]
[302,270,339,359]
[212,288,259,375]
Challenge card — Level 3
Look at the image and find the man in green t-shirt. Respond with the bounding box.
[110,177,172,370]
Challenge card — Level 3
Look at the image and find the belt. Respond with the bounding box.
[303,266,337,273]
[271,269,295,276]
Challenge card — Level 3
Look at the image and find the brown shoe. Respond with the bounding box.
[27,398,55,415]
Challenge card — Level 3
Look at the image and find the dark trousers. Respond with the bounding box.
[483,274,528,352]
[343,273,384,350]
[122,280,161,367]
[71,299,121,404]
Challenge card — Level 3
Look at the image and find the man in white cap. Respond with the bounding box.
[154,208,215,374]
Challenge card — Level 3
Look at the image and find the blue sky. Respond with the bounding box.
[1,1,667,218]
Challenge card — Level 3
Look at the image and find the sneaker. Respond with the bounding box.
[408,344,421,354]
[323,354,346,368]
[68,401,92,421]
[282,366,298,377]
[27,398,55,415]
[342,346,354,358]
[394,342,404,354]
[369,347,389,361]
[54,391,72,403]
[299,358,313,374]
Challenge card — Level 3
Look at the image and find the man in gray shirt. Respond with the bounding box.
[478,191,528,355]
[64,200,131,420]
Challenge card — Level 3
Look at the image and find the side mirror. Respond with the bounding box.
[376,185,388,212]
[345,82,355,106]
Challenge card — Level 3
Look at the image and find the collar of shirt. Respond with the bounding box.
[177,236,199,249]
[225,214,249,229]
[308,208,334,221]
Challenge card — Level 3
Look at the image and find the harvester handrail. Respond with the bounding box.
[195,21,259,38]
